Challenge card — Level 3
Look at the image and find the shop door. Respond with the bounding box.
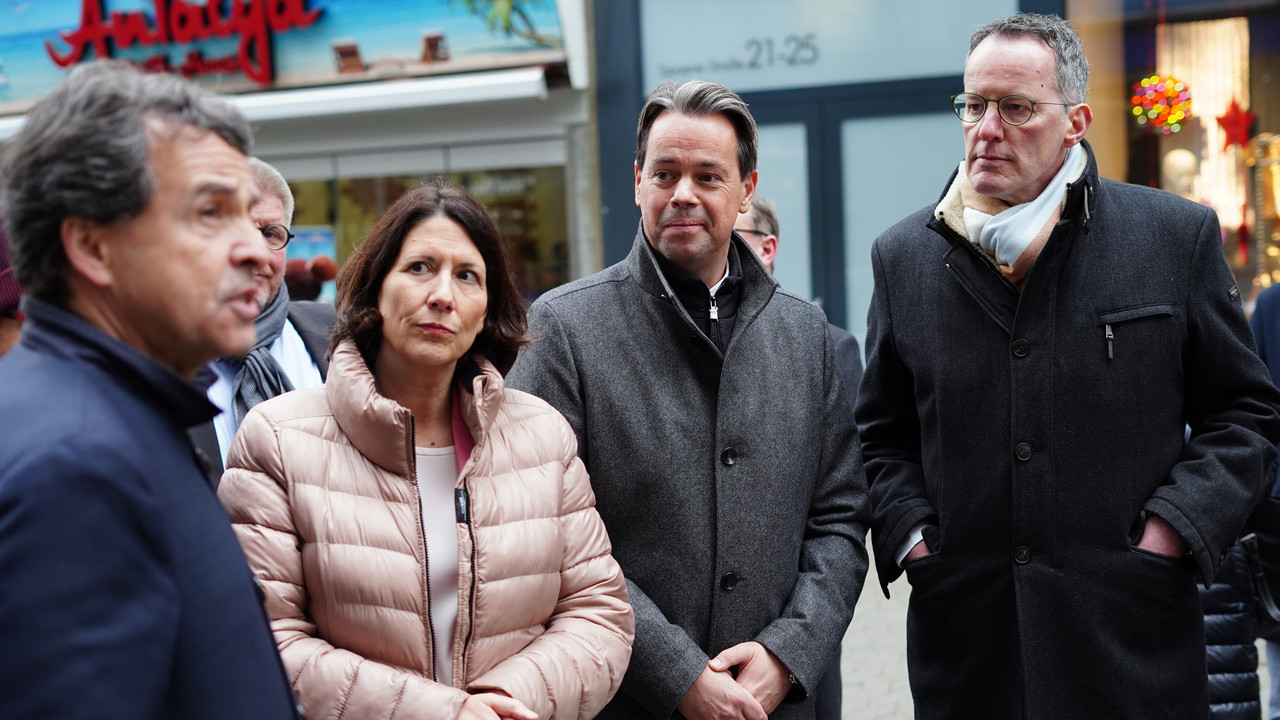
[746,80,961,339]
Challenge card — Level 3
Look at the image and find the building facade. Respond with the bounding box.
[4,1,1273,328]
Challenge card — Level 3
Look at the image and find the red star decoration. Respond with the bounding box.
[1217,97,1256,150]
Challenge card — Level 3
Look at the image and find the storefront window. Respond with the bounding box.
[1070,0,1280,300]
[284,166,569,303]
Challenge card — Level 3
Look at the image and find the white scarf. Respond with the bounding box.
[963,143,1086,269]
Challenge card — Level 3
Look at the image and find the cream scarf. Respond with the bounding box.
[935,144,1086,288]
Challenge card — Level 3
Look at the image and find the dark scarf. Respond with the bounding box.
[228,286,294,425]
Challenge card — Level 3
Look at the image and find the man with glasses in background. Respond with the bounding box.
[192,157,335,479]
[856,12,1280,718]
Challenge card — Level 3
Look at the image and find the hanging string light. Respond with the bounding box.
[1131,74,1192,134]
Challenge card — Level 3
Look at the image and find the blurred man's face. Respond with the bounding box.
[733,211,775,273]
[95,124,267,378]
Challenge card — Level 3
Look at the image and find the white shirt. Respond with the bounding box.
[208,318,323,465]
[415,445,460,686]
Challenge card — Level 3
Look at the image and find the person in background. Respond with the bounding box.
[734,195,859,720]
[284,255,338,301]
[191,157,335,479]
[0,221,22,357]
[1252,282,1280,720]
[0,60,299,719]
[219,177,633,720]
[734,196,863,396]
[856,13,1280,718]
[509,79,867,720]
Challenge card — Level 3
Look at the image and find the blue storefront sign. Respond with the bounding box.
[0,0,565,113]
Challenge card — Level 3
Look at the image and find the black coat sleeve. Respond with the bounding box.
[1146,208,1280,583]
[855,238,937,594]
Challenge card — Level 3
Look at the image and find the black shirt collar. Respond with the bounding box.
[656,242,745,321]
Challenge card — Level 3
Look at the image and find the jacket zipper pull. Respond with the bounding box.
[709,295,719,322]
[1105,324,1114,360]
[455,488,470,524]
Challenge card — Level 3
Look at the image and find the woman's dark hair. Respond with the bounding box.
[330,177,527,376]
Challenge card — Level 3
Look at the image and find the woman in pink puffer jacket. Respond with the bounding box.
[220,178,633,720]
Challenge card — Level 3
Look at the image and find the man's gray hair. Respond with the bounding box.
[248,157,295,227]
[970,13,1089,106]
[636,80,758,179]
[748,196,780,238]
[0,60,252,307]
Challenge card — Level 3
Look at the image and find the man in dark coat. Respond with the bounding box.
[856,13,1280,719]
[0,61,300,720]
[190,157,335,480]
[508,80,868,720]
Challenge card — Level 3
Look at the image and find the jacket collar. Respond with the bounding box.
[661,243,745,320]
[20,298,219,428]
[622,223,777,345]
[1062,139,1099,234]
[451,356,504,476]
[326,339,505,478]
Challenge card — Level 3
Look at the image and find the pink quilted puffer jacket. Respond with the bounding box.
[219,341,634,720]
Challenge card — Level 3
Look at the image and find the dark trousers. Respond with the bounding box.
[815,654,842,720]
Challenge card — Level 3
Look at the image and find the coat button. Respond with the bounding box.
[1015,443,1032,461]
[1012,339,1029,357]
[721,448,737,466]
[1015,546,1031,564]
[720,572,740,591]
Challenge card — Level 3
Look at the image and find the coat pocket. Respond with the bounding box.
[1096,304,1177,361]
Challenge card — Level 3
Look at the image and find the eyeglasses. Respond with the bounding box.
[258,224,294,251]
[951,93,1071,127]
[737,228,769,238]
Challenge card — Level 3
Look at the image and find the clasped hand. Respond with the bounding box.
[458,692,538,720]
[676,642,792,720]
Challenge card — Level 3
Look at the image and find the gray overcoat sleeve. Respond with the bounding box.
[751,326,868,695]
[507,302,710,717]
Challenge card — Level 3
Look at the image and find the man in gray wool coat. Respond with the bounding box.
[507,79,868,720]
